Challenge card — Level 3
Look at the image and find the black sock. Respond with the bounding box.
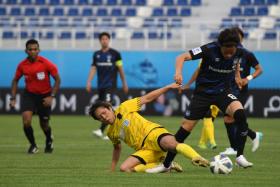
[43,127,52,142]
[23,126,36,146]
[224,122,237,150]
[233,109,248,157]
[247,128,256,140]
[100,123,107,132]
[163,127,190,168]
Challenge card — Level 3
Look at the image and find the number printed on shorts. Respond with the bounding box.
[227,94,237,100]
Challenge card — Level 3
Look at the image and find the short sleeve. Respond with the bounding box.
[92,53,97,66]
[246,52,259,68]
[46,60,58,77]
[119,98,141,113]
[14,64,23,81]
[189,45,207,60]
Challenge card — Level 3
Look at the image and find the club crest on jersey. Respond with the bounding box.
[107,55,112,62]
[36,72,45,80]
[122,119,130,127]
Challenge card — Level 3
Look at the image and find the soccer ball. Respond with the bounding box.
[210,154,233,174]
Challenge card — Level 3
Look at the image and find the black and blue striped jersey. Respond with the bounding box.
[92,48,122,89]
[189,42,242,95]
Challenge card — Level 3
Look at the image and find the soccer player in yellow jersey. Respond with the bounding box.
[180,66,218,149]
[89,83,209,173]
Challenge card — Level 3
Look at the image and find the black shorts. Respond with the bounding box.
[184,90,239,120]
[98,88,115,105]
[238,91,249,106]
[22,91,51,120]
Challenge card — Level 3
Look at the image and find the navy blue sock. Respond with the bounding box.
[23,126,36,146]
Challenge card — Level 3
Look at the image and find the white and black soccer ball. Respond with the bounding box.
[210,154,233,174]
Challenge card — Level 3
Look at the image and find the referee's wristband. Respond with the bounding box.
[246,75,253,81]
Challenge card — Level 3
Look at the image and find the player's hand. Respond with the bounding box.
[168,82,182,89]
[174,74,183,85]
[178,84,190,94]
[235,77,242,90]
[86,82,91,93]
[43,96,53,107]
[241,78,249,86]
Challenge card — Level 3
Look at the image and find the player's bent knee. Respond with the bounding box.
[233,109,246,122]
[119,165,133,172]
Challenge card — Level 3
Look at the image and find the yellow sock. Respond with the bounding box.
[134,162,160,172]
[203,117,216,145]
[176,143,201,159]
[198,123,207,146]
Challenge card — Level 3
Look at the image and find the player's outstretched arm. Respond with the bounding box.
[10,78,19,108]
[139,83,181,106]
[174,52,192,85]
[111,143,121,172]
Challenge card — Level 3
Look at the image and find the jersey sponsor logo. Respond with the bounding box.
[208,65,233,74]
[36,72,45,80]
[191,47,202,55]
[96,62,113,66]
[107,55,112,63]
[122,119,130,127]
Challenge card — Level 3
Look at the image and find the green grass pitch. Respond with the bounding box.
[0,115,280,187]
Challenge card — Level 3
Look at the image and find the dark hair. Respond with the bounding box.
[89,101,112,120]
[25,39,39,48]
[98,32,111,40]
[232,27,244,39]
[218,28,240,47]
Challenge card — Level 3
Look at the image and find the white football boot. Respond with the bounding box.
[236,155,253,168]
[220,147,237,155]
[92,129,103,138]
[145,163,170,173]
[252,132,263,152]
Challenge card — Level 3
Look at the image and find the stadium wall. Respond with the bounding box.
[1,50,279,117]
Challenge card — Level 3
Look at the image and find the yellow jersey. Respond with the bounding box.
[107,98,162,151]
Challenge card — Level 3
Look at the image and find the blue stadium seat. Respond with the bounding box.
[253,0,265,5]
[148,32,158,39]
[177,0,188,5]
[92,0,103,5]
[64,0,74,4]
[2,31,15,39]
[264,32,277,39]
[169,18,182,27]
[143,18,155,27]
[93,32,100,38]
[163,0,175,6]
[49,0,60,5]
[53,8,64,16]
[0,8,6,16]
[42,18,54,27]
[20,31,29,39]
[135,0,146,6]
[39,8,50,16]
[167,8,178,16]
[159,32,172,39]
[111,8,122,16]
[44,32,54,39]
[158,18,168,27]
[257,6,268,16]
[107,0,117,5]
[209,32,219,39]
[6,0,17,4]
[190,0,201,6]
[75,32,87,39]
[121,0,132,5]
[60,32,72,39]
[35,0,46,5]
[68,8,79,16]
[180,8,191,16]
[239,0,251,5]
[82,8,93,16]
[24,8,36,16]
[10,8,21,16]
[96,8,108,16]
[267,0,278,5]
[125,8,136,16]
[131,32,144,39]
[152,8,164,16]
[57,18,68,27]
[29,18,40,26]
[244,7,255,16]
[20,0,32,5]
[78,0,89,5]
[230,7,242,16]
[72,18,85,27]
[115,18,127,27]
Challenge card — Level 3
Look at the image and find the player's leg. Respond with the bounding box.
[222,95,252,168]
[22,92,38,154]
[38,96,53,153]
[221,115,238,155]
[198,117,207,149]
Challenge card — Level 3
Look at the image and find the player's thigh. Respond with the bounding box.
[98,89,114,103]
[216,92,243,116]
[120,156,142,171]
[184,93,214,120]
[143,128,172,152]
[131,149,166,165]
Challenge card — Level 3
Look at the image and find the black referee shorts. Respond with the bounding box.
[22,91,51,120]
[184,90,239,120]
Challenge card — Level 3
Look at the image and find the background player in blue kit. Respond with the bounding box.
[86,32,129,140]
